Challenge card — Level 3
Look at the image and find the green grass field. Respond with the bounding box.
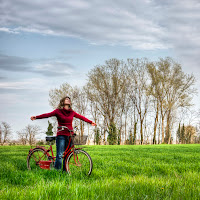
[0,144,200,200]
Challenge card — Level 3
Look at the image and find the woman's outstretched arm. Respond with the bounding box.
[74,112,96,126]
[30,109,57,120]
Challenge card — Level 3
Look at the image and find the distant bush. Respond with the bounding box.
[9,143,16,146]
[36,140,45,145]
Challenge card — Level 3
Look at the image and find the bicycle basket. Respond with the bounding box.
[73,135,88,145]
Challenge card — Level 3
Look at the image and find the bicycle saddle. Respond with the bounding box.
[46,136,56,142]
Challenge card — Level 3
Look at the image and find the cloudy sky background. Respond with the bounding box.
[0,0,200,140]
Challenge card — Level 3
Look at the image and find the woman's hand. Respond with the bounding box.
[91,122,97,126]
[30,116,36,121]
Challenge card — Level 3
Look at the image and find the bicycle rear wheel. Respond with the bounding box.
[27,148,52,170]
[66,150,93,176]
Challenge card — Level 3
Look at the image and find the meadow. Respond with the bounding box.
[0,144,200,200]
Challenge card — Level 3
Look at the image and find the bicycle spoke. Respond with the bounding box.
[66,150,92,176]
[68,162,77,166]
[27,148,50,170]
[32,151,45,162]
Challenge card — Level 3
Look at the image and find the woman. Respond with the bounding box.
[30,96,96,170]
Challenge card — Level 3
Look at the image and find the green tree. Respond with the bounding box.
[46,121,54,136]
[129,129,133,145]
[133,122,137,145]
[176,123,181,143]
[94,127,101,145]
[117,129,121,145]
[107,123,117,145]
[181,124,185,144]
[45,121,54,145]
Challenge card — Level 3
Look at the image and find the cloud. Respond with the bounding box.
[158,0,200,72]
[34,61,74,77]
[0,0,200,70]
[0,76,6,79]
[0,27,19,34]
[0,54,31,71]
[0,0,166,50]
[0,78,48,90]
[60,49,87,55]
[0,54,75,77]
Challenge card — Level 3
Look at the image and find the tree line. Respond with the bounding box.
[0,121,54,146]
[1,57,199,145]
[48,57,199,145]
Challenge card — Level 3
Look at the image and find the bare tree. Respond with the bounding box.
[49,83,90,138]
[87,99,103,144]
[49,83,74,109]
[46,57,197,145]
[23,125,41,145]
[86,58,130,144]
[160,58,196,143]
[128,58,151,145]
[147,57,196,144]
[116,87,131,144]
[17,130,28,145]
[73,86,88,137]
[0,122,12,145]
[147,63,162,144]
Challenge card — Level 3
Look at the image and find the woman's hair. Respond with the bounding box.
[57,96,72,109]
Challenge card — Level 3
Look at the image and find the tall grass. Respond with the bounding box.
[0,144,200,200]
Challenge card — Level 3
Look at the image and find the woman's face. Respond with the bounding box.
[64,97,71,105]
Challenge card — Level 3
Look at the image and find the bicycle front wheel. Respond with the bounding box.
[66,150,93,176]
[27,148,52,170]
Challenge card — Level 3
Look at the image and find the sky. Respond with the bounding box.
[0,0,200,140]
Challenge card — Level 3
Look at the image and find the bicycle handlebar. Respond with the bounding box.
[57,126,78,133]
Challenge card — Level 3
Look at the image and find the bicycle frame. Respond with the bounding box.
[28,135,82,170]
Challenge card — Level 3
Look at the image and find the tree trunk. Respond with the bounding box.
[80,121,83,137]
[104,128,106,145]
[165,111,171,144]
[134,122,137,145]
[153,103,159,144]
[119,126,122,145]
[124,117,127,144]
[140,122,143,145]
[161,116,165,143]
[158,123,161,144]
[153,119,157,144]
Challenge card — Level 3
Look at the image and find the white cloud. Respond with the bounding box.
[0,78,48,90]
[0,54,76,77]
[0,27,19,34]
[160,0,200,73]
[1,0,199,63]
[0,0,166,50]
[34,61,74,76]
[1,0,200,71]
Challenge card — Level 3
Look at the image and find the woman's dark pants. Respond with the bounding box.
[54,135,72,171]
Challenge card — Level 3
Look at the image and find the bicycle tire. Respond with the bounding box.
[27,148,52,170]
[65,150,93,176]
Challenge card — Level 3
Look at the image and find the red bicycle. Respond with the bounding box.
[27,126,93,176]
